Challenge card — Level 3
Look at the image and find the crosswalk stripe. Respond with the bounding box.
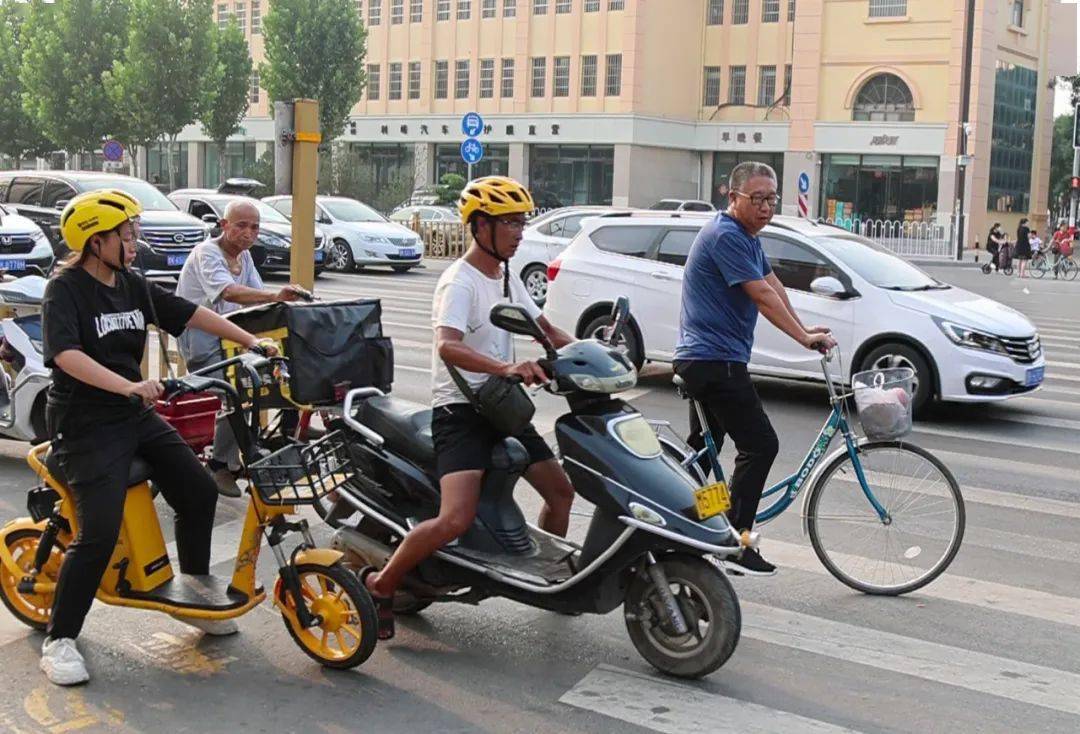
[912,424,1080,456]
[982,411,1080,433]
[560,665,864,734]
[763,541,1080,630]
[932,448,1070,482]
[741,600,1080,716]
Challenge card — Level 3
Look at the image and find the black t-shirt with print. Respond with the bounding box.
[42,267,197,419]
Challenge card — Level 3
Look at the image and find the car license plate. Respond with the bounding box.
[167,254,187,267]
[693,481,731,521]
[314,250,325,262]
[0,259,26,271]
[1025,366,1044,387]
[398,248,416,258]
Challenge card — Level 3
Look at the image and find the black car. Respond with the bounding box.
[0,171,210,278]
[168,185,327,278]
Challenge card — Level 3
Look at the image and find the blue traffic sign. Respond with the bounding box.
[102,140,125,162]
[461,112,484,137]
[461,138,484,165]
[798,172,810,194]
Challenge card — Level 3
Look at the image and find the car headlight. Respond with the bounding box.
[29,230,51,256]
[935,319,1009,356]
[361,234,392,245]
[259,232,290,248]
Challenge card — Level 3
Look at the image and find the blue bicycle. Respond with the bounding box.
[655,352,965,596]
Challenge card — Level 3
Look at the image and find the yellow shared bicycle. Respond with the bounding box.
[0,353,378,669]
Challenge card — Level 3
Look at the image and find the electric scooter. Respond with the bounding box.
[323,298,751,679]
[0,276,48,443]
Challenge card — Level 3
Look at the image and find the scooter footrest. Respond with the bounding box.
[120,574,249,611]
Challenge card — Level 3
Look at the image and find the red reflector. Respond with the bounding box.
[547,259,562,282]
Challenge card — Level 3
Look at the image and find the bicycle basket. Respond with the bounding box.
[852,367,914,441]
[247,430,353,505]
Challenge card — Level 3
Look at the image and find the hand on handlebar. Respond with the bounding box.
[800,329,837,355]
[277,284,313,302]
[124,379,164,407]
[499,360,549,386]
[247,338,279,358]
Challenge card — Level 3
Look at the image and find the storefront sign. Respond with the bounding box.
[870,135,900,147]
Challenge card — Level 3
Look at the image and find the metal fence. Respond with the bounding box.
[401,208,551,259]
[823,217,955,260]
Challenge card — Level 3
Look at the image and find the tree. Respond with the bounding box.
[436,173,466,205]
[0,3,53,165]
[105,0,215,187]
[199,20,252,186]
[260,0,366,144]
[20,0,130,159]
[1050,113,1075,223]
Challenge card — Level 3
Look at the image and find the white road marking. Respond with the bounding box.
[560,665,864,734]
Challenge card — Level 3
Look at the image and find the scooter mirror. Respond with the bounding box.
[489,303,546,342]
[608,296,631,345]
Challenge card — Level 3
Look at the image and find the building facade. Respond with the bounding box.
[162,0,1074,246]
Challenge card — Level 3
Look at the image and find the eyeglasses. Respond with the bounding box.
[495,218,527,231]
[733,191,779,209]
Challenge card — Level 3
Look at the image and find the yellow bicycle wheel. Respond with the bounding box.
[0,529,65,631]
[276,562,378,669]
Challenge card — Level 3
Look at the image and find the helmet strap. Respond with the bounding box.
[92,234,125,273]
[474,216,510,298]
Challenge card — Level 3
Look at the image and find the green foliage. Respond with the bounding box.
[200,20,252,185]
[260,0,366,144]
[0,3,53,163]
[1050,113,1075,220]
[20,0,130,154]
[436,173,466,205]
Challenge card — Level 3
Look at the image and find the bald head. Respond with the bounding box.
[219,199,260,253]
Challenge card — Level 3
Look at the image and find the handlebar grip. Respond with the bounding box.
[128,394,145,407]
[537,358,554,378]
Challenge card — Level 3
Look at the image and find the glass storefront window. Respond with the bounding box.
[711,151,784,207]
[204,142,257,186]
[528,145,613,208]
[147,141,189,191]
[336,143,416,212]
[987,61,1036,213]
[435,143,509,180]
[820,154,938,224]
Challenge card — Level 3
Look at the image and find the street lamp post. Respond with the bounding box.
[954,0,977,260]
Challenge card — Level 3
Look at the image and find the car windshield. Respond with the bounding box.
[77,177,176,211]
[323,199,386,222]
[650,201,680,211]
[207,197,290,224]
[812,234,948,290]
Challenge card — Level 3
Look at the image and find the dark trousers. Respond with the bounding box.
[45,407,219,640]
[674,360,779,532]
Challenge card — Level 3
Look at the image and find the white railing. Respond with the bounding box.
[823,217,954,259]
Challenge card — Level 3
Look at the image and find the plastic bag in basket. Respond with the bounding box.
[857,385,911,440]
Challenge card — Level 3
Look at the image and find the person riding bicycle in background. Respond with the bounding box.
[39,190,272,686]
[673,161,836,577]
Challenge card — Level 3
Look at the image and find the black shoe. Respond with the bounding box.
[724,548,777,577]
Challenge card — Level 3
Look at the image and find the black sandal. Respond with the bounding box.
[358,566,395,640]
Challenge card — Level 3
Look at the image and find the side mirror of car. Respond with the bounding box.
[810,276,850,298]
[201,213,220,225]
[55,199,70,211]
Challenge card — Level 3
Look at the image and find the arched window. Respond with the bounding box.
[852,73,915,122]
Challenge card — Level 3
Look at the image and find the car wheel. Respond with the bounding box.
[521,263,548,306]
[330,239,356,272]
[583,313,644,371]
[859,342,934,417]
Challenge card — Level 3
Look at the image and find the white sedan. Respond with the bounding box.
[544,213,1044,414]
[264,195,423,274]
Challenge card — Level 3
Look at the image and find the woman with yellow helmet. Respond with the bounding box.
[361,176,577,639]
[37,190,272,686]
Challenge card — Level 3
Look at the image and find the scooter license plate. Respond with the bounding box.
[694,481,731,520]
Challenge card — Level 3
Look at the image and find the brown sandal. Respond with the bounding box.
[358,567,395,640]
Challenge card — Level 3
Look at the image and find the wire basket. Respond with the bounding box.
[852,367,914,441]
[247,430,353,505]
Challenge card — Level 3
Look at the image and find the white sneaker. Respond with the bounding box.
[40,637,90,686]
[170,614,239,636]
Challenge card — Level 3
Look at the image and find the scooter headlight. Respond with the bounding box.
[609,415,661,459]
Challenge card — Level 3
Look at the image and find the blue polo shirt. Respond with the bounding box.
[674,212,772,363]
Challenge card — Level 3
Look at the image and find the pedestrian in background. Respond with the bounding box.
[986,223,1006,272]
[1015,218,1031,279]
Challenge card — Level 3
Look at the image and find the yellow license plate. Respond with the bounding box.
[694,481,731,520]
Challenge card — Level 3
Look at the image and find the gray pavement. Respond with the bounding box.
[0,260,1077,733]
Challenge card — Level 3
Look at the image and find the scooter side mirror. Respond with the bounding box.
[608,296,631,345]
[490,303,545,341]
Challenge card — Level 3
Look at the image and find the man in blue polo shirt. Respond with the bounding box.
[675,161,835,576]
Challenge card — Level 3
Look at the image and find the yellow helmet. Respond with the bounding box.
[458,176,535,225]
[60,189,143,252]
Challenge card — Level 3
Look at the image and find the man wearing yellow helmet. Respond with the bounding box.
[37,190,274,686]
[362,176,576,638]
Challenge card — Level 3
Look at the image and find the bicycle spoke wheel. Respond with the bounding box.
[806,441,965,595]
[1031,257,1047,278]
[1066,260,1080,281]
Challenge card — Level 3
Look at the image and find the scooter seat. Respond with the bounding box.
[359,396,435,469]
[44,449,155,490]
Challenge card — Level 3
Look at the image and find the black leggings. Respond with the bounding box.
[45,407,219,640]
[674,360,780,532]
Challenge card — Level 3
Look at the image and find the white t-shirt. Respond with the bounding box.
[430,259,543,408]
